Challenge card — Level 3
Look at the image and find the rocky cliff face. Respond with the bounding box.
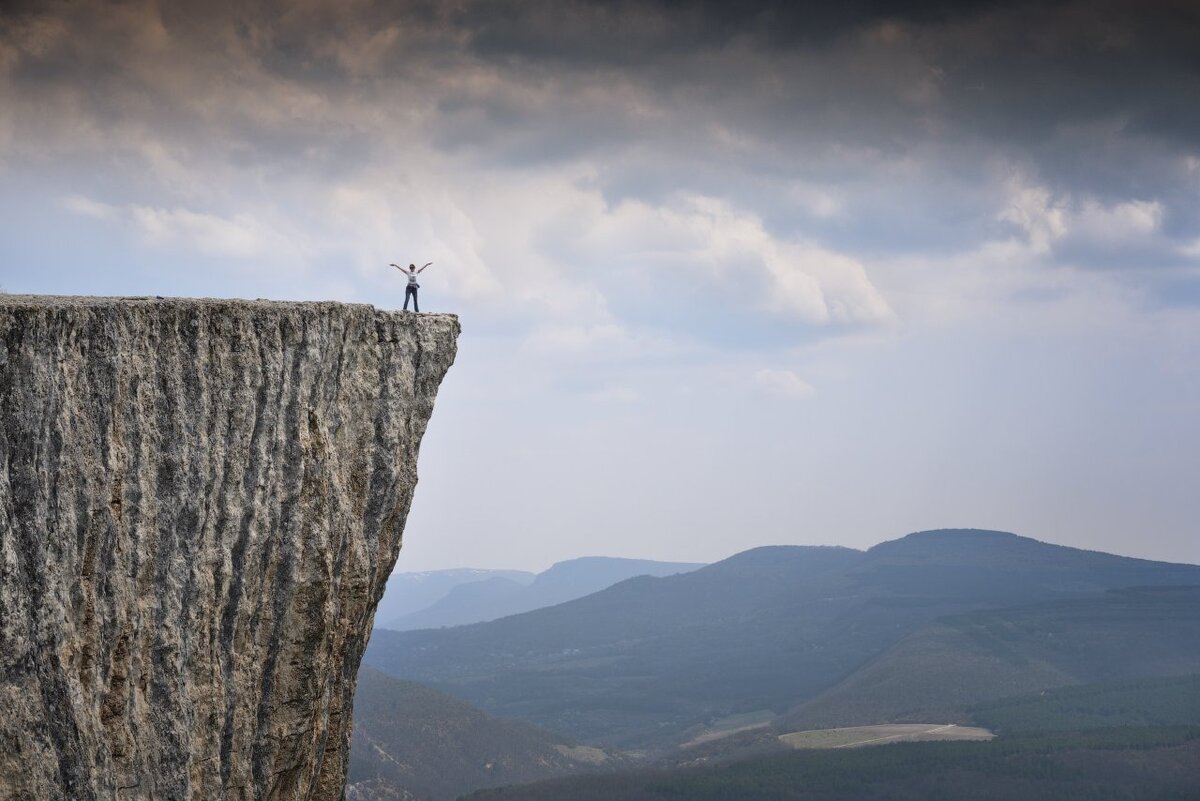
[0,296,459,801]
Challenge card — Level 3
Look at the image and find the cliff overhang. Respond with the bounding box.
[0,296,459,800]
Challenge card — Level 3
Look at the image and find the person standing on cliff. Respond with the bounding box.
[391,262,432,312]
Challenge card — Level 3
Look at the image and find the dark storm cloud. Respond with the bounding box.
[6,0,1195,176]
[500,0,1199,226]
[462,0,1039,62]
[331,0,1199,271]
[3,0,1198,305]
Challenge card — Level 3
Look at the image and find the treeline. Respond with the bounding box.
[971,674,1200,734]
[466,727,1200,801]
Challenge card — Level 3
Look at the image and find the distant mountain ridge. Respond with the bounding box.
[856,529,1197,599]
[382,556,704,631]
[364,529,1200,748]
[374,569,536,628]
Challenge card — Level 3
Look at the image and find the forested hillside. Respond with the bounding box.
[347,668,619,801]
[466,728,1200,801]
[783,587,1200,729]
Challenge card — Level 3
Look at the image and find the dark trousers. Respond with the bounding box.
[404,285,419,312]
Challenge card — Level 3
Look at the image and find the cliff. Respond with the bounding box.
[0,296,459,800]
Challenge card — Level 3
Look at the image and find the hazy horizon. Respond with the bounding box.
[3,0,1197,571]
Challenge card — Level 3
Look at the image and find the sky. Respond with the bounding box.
[1,0,1197,571]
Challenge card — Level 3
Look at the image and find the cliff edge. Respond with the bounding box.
[0,296,459,800]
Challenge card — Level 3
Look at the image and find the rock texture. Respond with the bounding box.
[0,296,459,801]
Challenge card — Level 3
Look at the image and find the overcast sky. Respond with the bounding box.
[2,0,1197,570]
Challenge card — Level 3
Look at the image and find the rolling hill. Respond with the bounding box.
[364,530,1200,748]
[346,668,619,801]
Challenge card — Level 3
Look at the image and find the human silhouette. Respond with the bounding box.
[391,262,432,311]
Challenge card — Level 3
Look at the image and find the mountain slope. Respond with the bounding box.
[386,557,704,631]
[364,531,1200,748]
[970,674,1200,734]
[783,586,1200,730]
[347,668,616,801]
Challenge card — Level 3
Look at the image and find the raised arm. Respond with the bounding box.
[417,262,433,273]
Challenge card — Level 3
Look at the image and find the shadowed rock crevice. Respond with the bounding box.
[0,296,459,801]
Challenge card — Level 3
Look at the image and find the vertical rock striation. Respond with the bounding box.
[0,296,459,800]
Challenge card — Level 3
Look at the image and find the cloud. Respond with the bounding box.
[520,323,638,356]
[6,0,1200,325]
[586,384,640,404]
[63,195,305,261]
[62,194,118,221]
[753,368,816,399]
[994,176,1179,274]
[128,206,283,259]
[998,180,1068,255]
[1071,199,1163,243]
[562,192,893,330]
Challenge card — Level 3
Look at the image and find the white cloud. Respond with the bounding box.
[324,180,506,301]
[1071,198,1163,242]
[787,183,845,219]
[998,180,1067,254]
[754,368,816,399]
[62,195,118,221]
[587,385,639,403]
[575,193,893,326]
[129,206,276,258]
[520,323,635,356]
[314,169,892,339]
[63,195,306,262]
[872,178,1163,328]
[999,177,1165,254]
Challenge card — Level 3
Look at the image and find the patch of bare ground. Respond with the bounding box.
[552,745,610,765]
[779,723,994,749]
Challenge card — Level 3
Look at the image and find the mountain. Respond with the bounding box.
[384,557,704,631]
[346,668,618,801]
[363,530,1200,748]
[375,569,536,629]
[783,586,1200,730]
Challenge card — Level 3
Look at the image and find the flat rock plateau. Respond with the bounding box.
[0,296,459,800]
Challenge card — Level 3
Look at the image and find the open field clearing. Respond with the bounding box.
[779,724,994,749]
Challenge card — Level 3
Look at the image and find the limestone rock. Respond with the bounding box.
[0,296,459,800]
